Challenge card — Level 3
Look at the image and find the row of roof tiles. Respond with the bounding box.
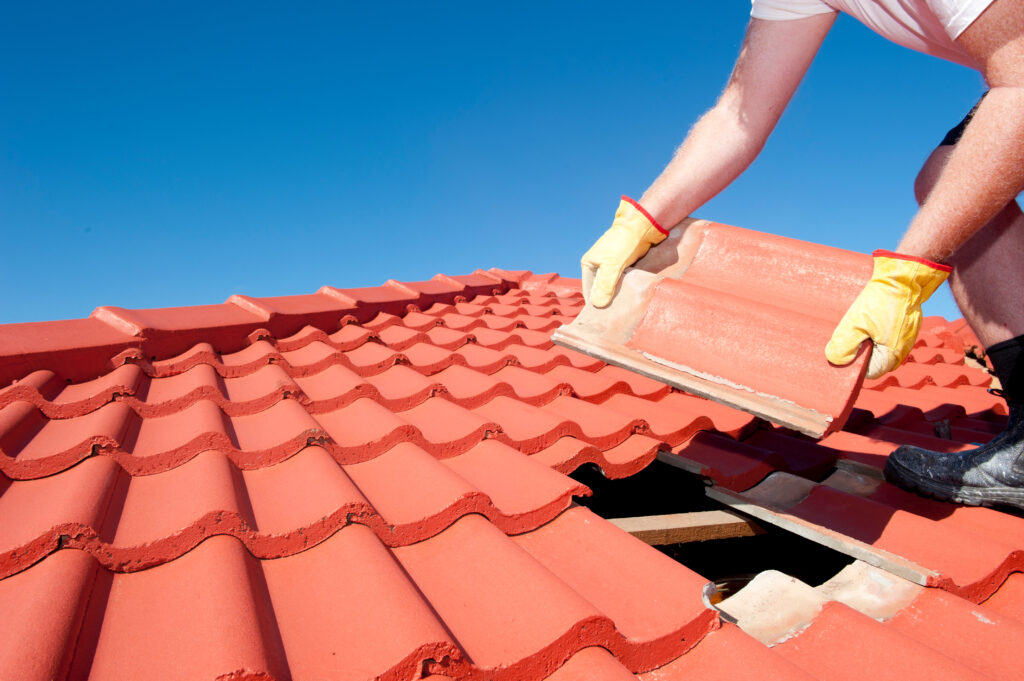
[1,271,1021,680]
[2,507,716,681]
[0,270,582,386]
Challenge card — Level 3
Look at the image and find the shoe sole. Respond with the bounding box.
[884,458,1024,511]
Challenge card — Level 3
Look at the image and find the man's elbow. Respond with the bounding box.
[705,97,776,156]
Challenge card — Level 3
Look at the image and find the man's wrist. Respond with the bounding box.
[872,249,952,273]
[621,196,669,236]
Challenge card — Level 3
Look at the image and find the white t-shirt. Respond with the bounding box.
[750,0,993,68]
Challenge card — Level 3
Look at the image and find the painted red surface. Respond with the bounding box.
[0,269,1021,680]
[982,572,1024,619]
[887,587,1024,680]
[775,602,991,681]
[786,483,1024,600]
[624,223,873,435]
[639,623,816,680]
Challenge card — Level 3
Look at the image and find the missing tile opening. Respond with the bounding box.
[570,458,855,589]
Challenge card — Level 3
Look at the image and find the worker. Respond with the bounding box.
[581,0,1024,510]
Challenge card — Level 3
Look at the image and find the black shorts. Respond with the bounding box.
[939,92,987,146]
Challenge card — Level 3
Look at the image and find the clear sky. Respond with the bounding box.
[1,2,987,324]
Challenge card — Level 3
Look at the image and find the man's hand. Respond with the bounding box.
[581,197,668,308]
[826,250,951,378]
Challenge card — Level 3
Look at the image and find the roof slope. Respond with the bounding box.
[0,270,1021,681]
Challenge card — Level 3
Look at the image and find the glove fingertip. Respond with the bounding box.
[590,289,611,308]
[580,265,596,305]
[866,345,896,380]
[825,339,854,366]
[590,266,624,309]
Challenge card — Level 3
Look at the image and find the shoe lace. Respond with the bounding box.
[988,387,1024,408]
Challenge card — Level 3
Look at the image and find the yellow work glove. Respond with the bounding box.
[826,250,952,379]
[581,196,669,308]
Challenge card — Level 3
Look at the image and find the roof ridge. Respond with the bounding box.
[0,269,564,387]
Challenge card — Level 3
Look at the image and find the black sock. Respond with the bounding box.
[986,335,1024,403]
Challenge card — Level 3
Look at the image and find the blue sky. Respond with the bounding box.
[1,2,987,324]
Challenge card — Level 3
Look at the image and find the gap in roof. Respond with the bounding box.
[663,529,856,595]
[570,459,856,590]
[569,459,719,518]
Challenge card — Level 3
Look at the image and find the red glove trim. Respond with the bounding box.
[872,249,953,273]
[621,195,669,236]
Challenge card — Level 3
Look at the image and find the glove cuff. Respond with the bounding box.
[872,249,952,274]
[621,195,670,236]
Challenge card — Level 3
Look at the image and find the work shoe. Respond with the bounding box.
[884,391,1024,510]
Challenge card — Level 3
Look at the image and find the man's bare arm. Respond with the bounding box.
[897,0,1024,260]
[579,13,833,307]
[639,13,836,230]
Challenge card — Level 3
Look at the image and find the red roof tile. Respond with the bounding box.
[639,623,816,680]
[1,267,1022,680]
[774,601,990,681]
[554,220,874,437]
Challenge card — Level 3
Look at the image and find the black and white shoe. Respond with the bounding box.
[884,392,1024,510]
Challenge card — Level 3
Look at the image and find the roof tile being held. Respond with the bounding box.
[554,219,874,438]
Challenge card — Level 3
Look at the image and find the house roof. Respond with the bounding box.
[0,268,1022,681]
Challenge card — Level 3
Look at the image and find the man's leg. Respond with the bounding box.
[883,110,1024,509]
[914,146,1024,351]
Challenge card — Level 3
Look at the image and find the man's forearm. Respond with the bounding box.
[632,14,835,232]
[898,87,1024,261]
[899,0,1024,260]
[577,15,833,309]
[638,102,768,231]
